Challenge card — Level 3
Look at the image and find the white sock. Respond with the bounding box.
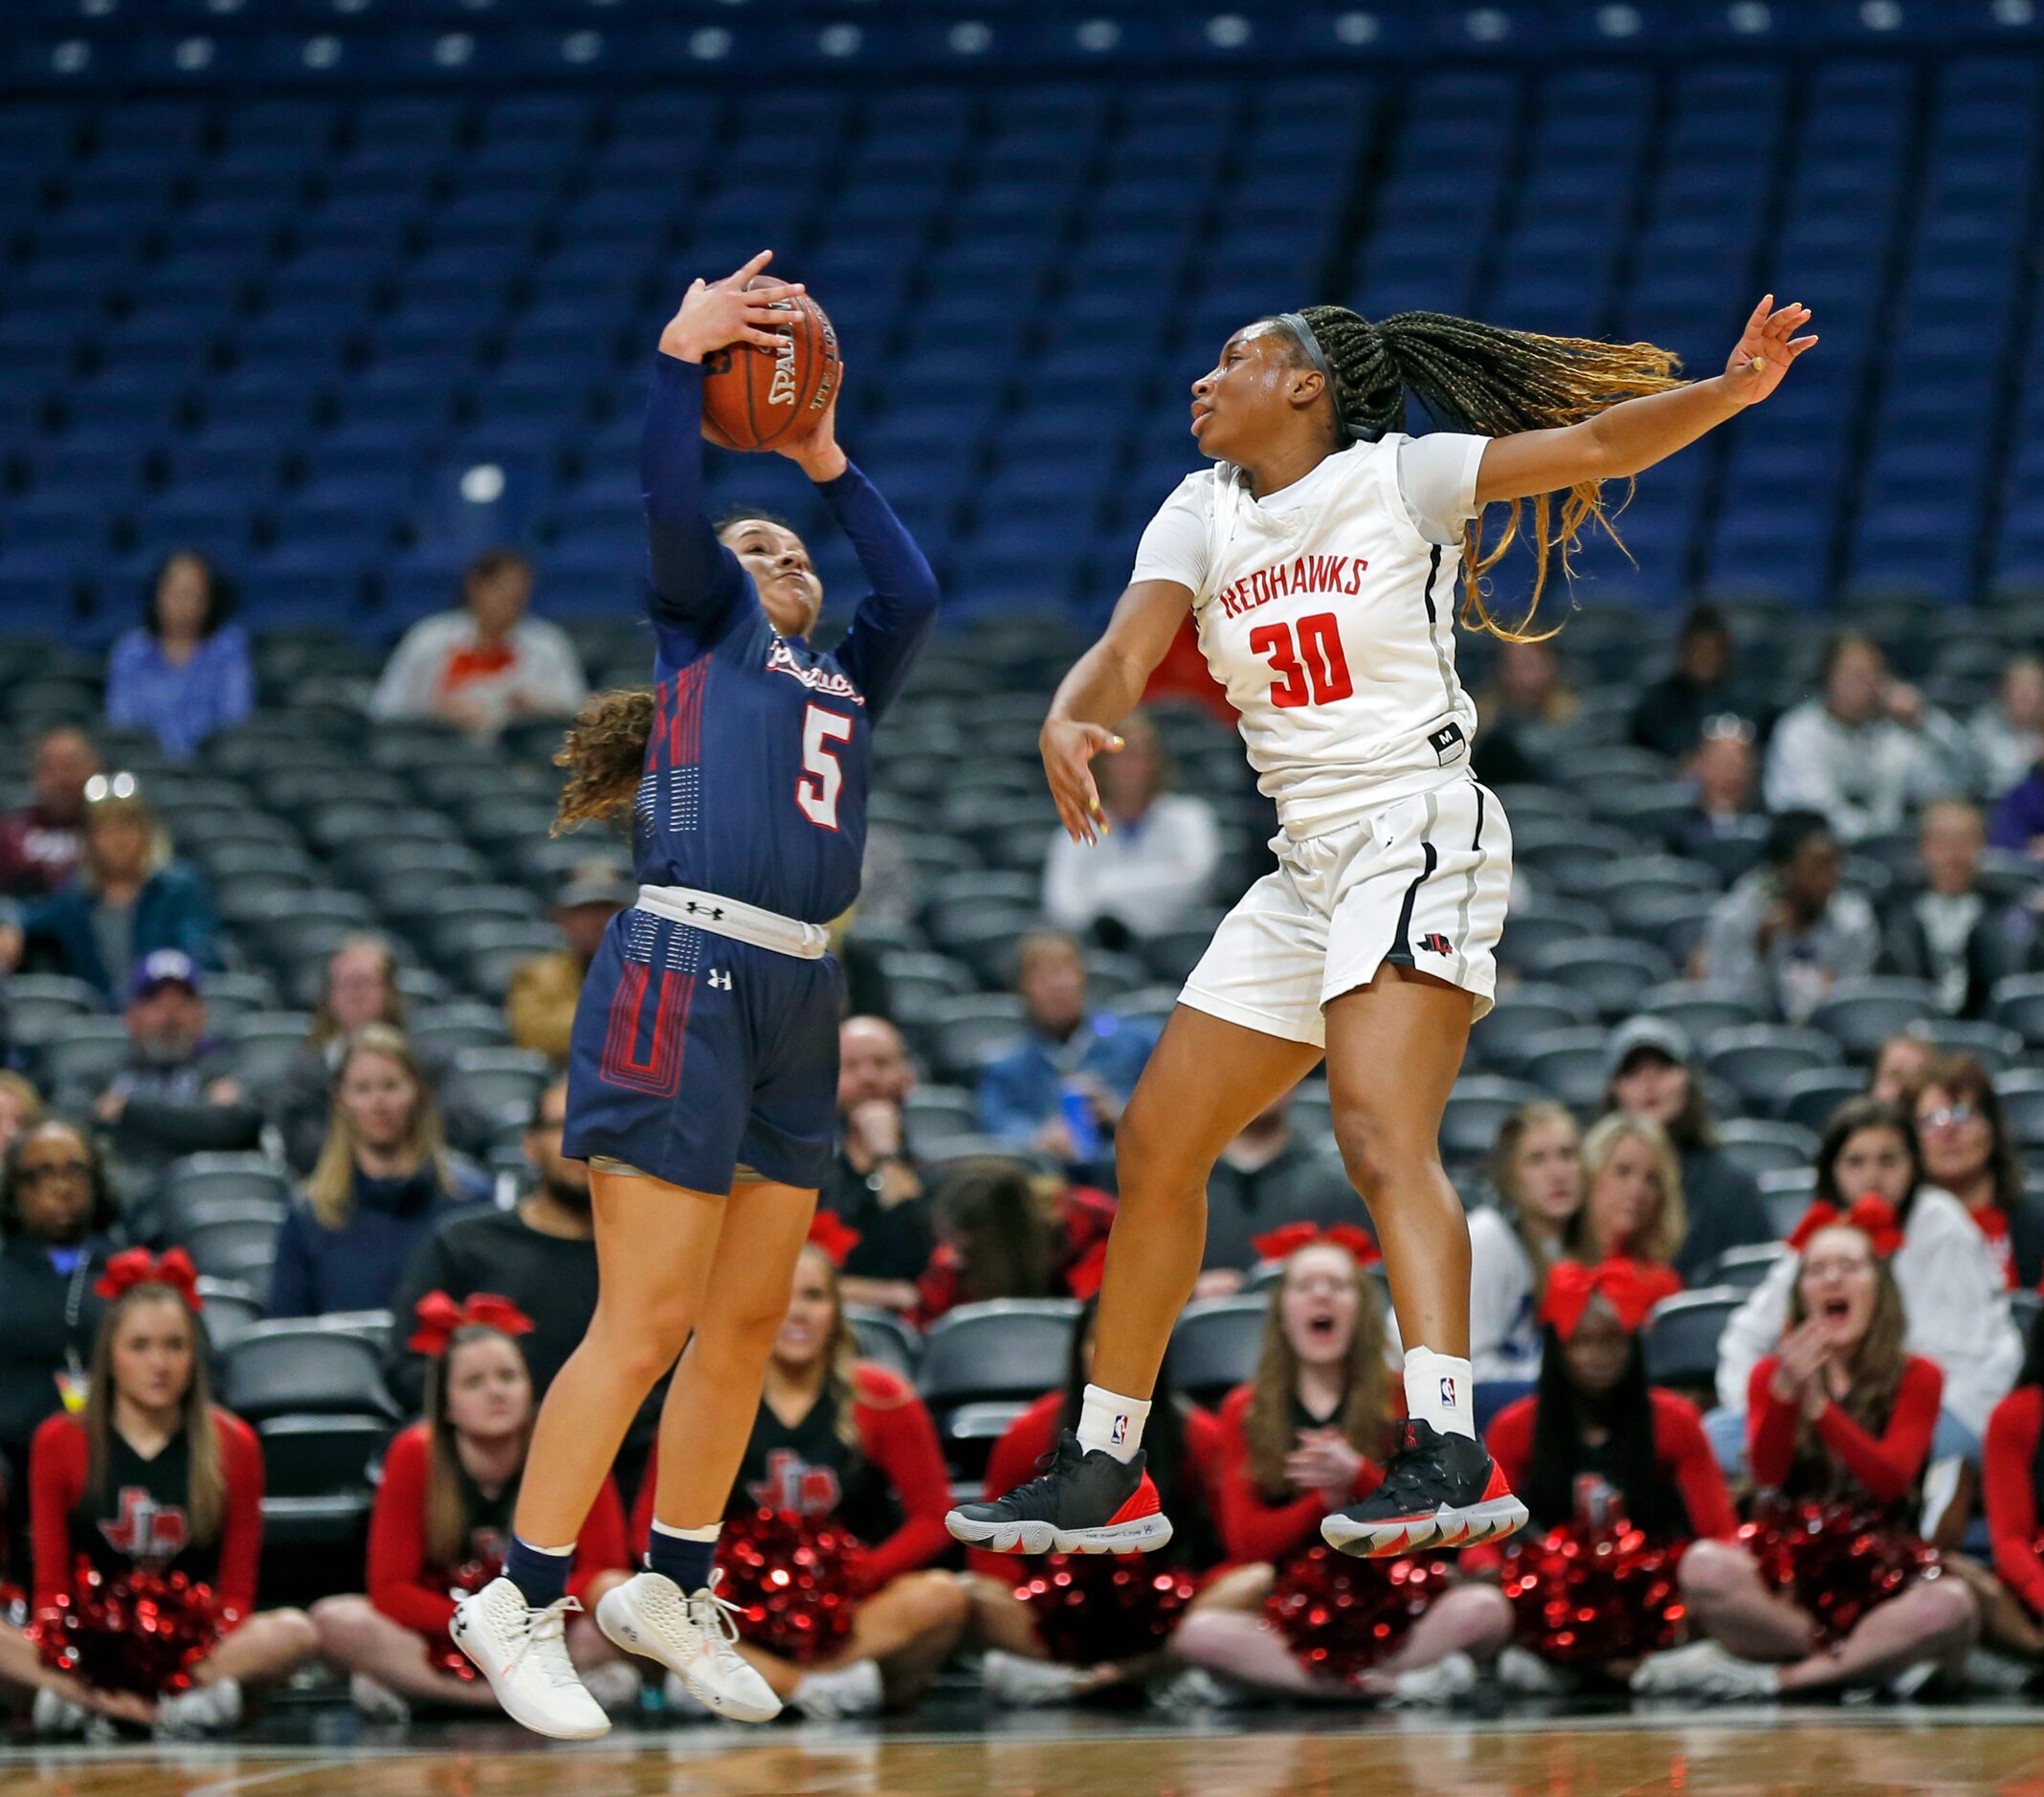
[1402,1347,1476,1441]
[1076,1383,1151,1463]
[649,1520,722,1542]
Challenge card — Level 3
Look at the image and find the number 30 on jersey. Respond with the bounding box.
[796,703,855,830]
[1250,610,1355,709]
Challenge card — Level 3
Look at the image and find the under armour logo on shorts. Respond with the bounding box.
[708,969,733,990]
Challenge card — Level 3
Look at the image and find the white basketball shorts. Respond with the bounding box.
[1180,775,1512,1049]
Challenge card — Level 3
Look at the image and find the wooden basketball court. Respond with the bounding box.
[6,1709,2044,1797]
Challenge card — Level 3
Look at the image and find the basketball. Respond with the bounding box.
[700,282,840,452]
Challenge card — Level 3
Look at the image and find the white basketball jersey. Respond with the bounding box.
[1158,439,1481,839]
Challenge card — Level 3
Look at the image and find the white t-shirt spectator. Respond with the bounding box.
[1762,699,1975,841]
[1042,795,1223,938]
[370,611,588,736]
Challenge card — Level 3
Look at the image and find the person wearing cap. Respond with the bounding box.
[8,773,220,1007]
[93,951,261,1176]
[504,864,633,1066]
[1599,1015,1773,1285]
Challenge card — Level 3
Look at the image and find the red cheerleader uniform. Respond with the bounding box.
[369,1423,629,1676]
[909,1186,1118,1330]
[1982,1383,2044,1621]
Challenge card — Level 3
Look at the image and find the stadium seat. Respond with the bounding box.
[1713,1120,1821,1180]
[1169,1296,1266,1409]
[1806,978,1943,1061]
[845,1305,922,1382]
[182,1207,285,1286]
[1694,1244,1789,1293]
[1702,1027,1845,1114]
[1641,1289,1743,1393]
[221,1323,401,1423]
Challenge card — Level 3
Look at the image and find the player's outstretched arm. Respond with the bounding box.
[1476,295,1817,505]
[1041,578,1189,845]
[641,251,808,631]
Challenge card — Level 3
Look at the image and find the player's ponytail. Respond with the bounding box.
[552,688,655,834]
[1292,304,1686,642]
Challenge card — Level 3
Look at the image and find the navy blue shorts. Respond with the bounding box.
[562,907,844,1194]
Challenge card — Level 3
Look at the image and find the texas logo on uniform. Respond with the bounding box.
[100,1486,189,1564]
[1415,932,1454,958]
[746,1448,842,1519]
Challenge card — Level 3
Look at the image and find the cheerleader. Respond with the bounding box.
[1968,1304,2044,1666]
[629,1215,965,1720]
[1468,1101,1583,1387]
[1170,1231,1512,1701]
[311,1295,637,1722]
[1712,1098,2018,1494]
[1563,1112,1687,1298]
[28,1250,316,1736]
[952,294,1814,1560]
[966,1298,1226,1707]
[1481,1259,1735,1691]
[1634,1216,1977,1700]
[456,253,940,1739]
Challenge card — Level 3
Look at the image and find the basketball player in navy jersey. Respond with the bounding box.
[452,253,941,1739]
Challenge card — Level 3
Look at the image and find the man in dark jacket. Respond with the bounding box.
[1882,798,2032,1019]
[94,951,262,1171]
[1197,1087,1360,1292]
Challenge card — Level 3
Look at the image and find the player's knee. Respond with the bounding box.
[1329,1101,1438,1203]
[590,1308,694,1387]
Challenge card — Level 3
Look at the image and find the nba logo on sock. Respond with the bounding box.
[1111,1413,1128,1446]
[1439,1375,1456,1408]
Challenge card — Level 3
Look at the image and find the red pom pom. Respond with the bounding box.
[1501,1521,1689,1669]
[1012,1553,1197,1666]
[29,1559,225,1697]
[1263,1545,1452,1685]
[714,1509,862,1666]
[1737,1498,1940,1647]
[422,1554,504,1680]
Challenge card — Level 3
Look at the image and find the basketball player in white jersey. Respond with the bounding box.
[949,295,1816,1558]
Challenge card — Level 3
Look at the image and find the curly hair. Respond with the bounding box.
[1285,305,1686,641]
[552,687,655,833]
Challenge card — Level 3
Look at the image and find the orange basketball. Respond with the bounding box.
[700,282,840,452]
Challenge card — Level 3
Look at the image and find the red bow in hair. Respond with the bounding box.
[408,1292,537,1358]
[1250,1222,1383,1268]
[93,1248,203,1311]
[1539,1257,1678,1340]
[806,1212,862,1270]
[1786,1194,1903,1259]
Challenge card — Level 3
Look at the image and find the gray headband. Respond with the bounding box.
[1277,312,1376,441]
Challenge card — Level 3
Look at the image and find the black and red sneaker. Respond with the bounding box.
[1320,1418,1527,1558]
[944,1430,1173,1556]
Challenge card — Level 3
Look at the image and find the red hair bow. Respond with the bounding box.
[1250,1222,1383,1268]
[1067,1238,1109,1301]
[806,1212,862,1270]
[93,1247,203,1311]
[1539,1257,1679,1340]
[408,1292,537,1358]
[1786,1194,1902,1259]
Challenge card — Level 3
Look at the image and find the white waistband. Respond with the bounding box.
[633,884,830,960]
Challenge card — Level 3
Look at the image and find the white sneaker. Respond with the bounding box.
[1386,1650,1477,1706]
[1631,1639,1781,1703]
[594,1569,781,1723]
[348,1673,411,1724]
[1498,1645,1573,1697]
[155,1676,242,1739]
[32,1687,89,1738]
[451,1578,610,1741]
[981,1649,1094,1709]
[791,1657,882,1721]
[661,1670,719,1721]
[582,1658,644,1717]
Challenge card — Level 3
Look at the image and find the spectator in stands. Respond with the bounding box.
[1171,1233,1513,1702]
[1638,1218,1977,1702]
[1763,632,1973,841]
[1673,715,1764,864]
[1882,797,2024,1018]
[103,552,254,763]
[1870,1030,1933,1105]
[1629,603,1763,761]
[911,1157,1115,1329]
[0,728,99,898]
[977,930,1156,1176]
[11,773,221,1006]
[1600,1017,1772,1280]
[1564,1112,1686,1298]
[1473,637,1579,787]
[314,1296,636,1723]
[28,1252,318,1737]
[1467,1101,1584,1387]
[1711,1098,2018,1493]
[0,1072,44,1156]
[0,1120,118,1510]
[1912,1054,2044,1290]
[1195,1088,1359,1296]
[504,863,631,1066]
[94,951,259,1171]
[1040,711,1221,947]
[634,1224,966,1720]
[1975,1307,2044,1667]
[1989,745,2044,860]
[966,1295,1228,1707]
[820,1016,931,1316]
[1698,810,1880,1023]
[274,936,407,1173]
[369,548,587,741]
[1973,654,2044,802]
[267,1025,489,1319]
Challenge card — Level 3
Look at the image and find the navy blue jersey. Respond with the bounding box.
[633,355,939,923]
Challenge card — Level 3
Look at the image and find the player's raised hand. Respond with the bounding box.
[1720,294,1816,408]
[659,250,807,364]
[776,359,849,482]
[1041,718,1122,845]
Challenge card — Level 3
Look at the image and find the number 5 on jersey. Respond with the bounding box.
[796,703,855,830]
[1251,610,1354,709]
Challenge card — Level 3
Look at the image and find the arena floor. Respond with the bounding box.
[6,1702,2044,1797]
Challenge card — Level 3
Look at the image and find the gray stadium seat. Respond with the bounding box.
[1641,1288,1742,1391]
[1989,974,2044,1049]
[40,1017,133,1097]
[222,1322,401,1422]
[1441,1076,1548,1160]
[1713,1119,1820,1180]
[1775,1066,1868,1132]
[1702,1025,1844,1113]
[1694,1244,1788,1291]
[1516,1028,1614,1112]
[1169,1296,1266,1409]
[902,1085,979,1141]
[845,1304,922,1380]
[1474,983,1598,1073]
[1807,977,1941,1060]
[3,973,101,1047]
[182,1206,284,1284]
[1995,1071,2044,1149]
[1758,1166,1818,1236]
[1523,937,1677,1021]
[1637,982,1766,1044]
[225,1012,315,1086]
[444,1046,552,1128]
